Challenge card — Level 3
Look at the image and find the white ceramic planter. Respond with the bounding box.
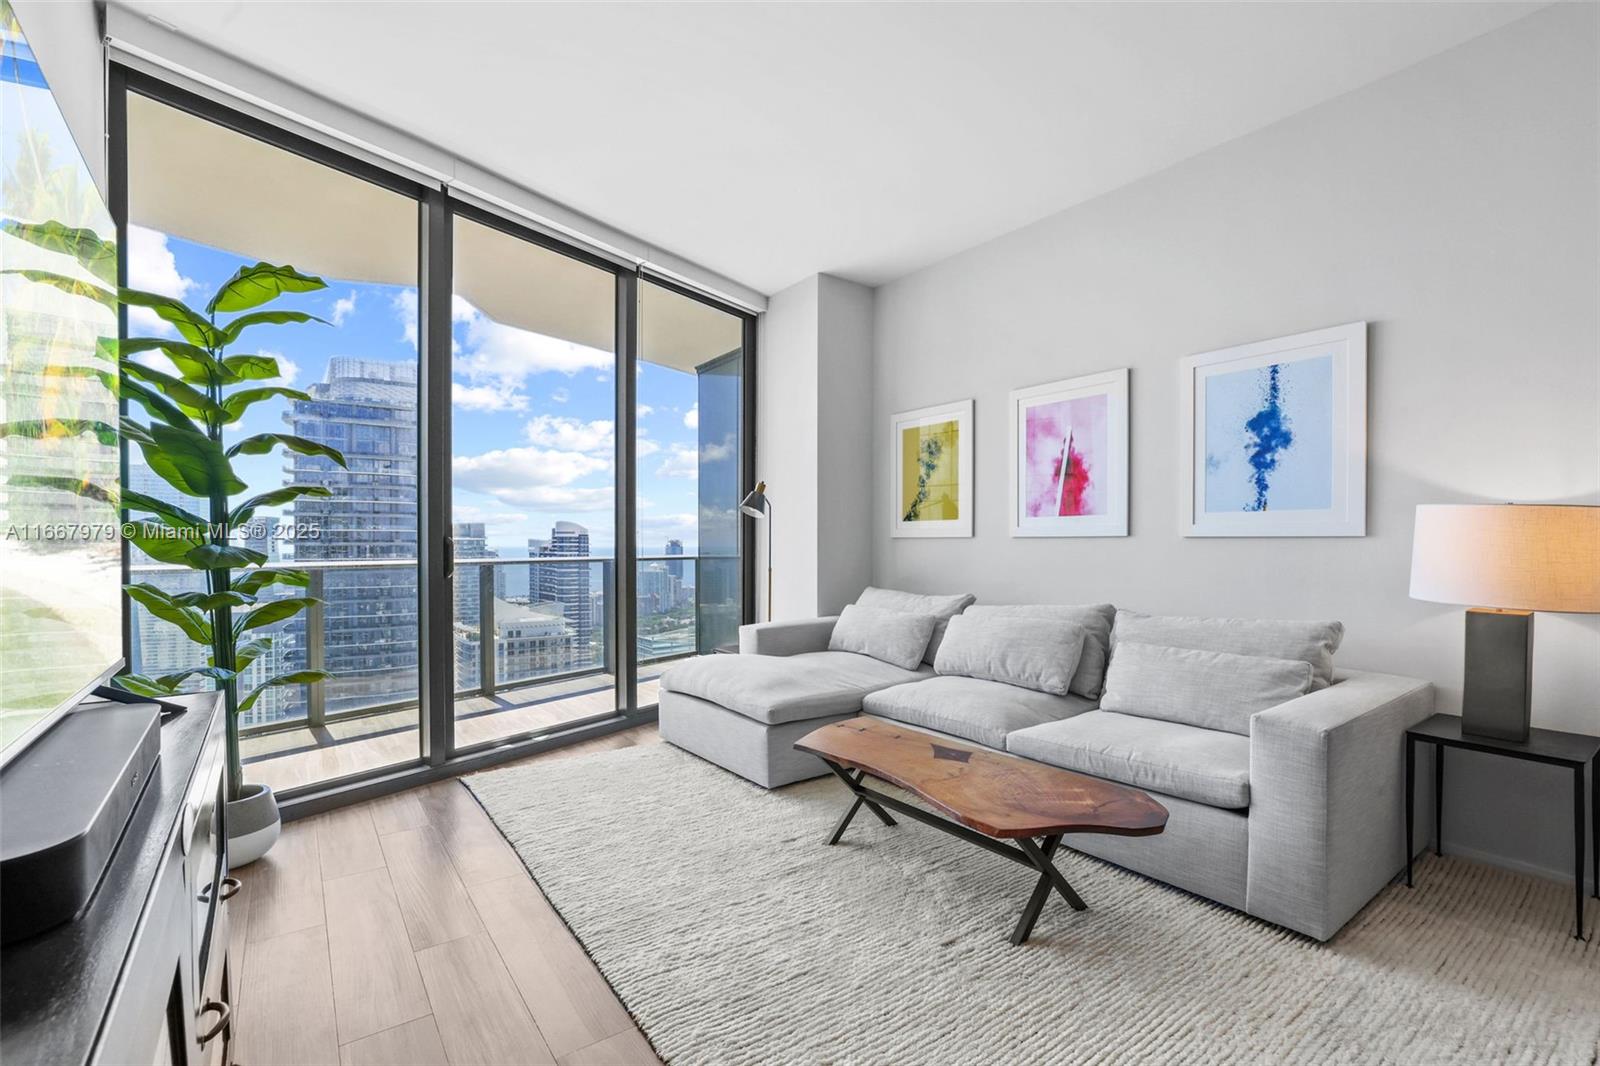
[226,782,281,866]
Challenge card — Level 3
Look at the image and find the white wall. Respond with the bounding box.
[13,0,105,197]
[870,5,1599,882]
[756,273,875,619]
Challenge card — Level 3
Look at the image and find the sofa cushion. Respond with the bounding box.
[1006,711,1252,809]
[855,586,977,666]
[962,603,1115,699]
[1112,610,1344,691]
[933,614,1086,696]
[828,603,937,670]
[1100,641,1313,735]
[659,650,931,726]
[863,676,1096,750]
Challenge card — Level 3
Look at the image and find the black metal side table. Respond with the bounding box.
[1405,712,1599,940]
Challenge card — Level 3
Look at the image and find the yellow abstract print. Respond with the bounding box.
[901,419,961,521]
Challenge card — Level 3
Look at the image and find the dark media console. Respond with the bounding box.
[1,692,235,1066]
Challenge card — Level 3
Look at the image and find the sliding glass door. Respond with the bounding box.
[114,69,755,800]
[448,213,621,751]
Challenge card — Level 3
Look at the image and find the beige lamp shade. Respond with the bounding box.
[1409,504,1600,613]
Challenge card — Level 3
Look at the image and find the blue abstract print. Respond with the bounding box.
[1204,354,1333,513]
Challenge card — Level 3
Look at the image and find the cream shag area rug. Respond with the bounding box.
[467,743,1599,1066]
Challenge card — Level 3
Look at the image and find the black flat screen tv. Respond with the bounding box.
[0,1,124,766]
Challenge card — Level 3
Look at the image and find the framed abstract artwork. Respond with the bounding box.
[1181,322,1367,537]
[1008,368,1129,537]
[891,399,973,538]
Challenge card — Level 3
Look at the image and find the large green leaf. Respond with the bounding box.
[1,220,118,285]
[220,386,313,423]
[226,432,347,467]
[125,583,213,644]
[234,569,310,596]
[185,543,268,570]
[207,263,326,314]
[2,269,116,308]
[121,375,203,435]
[230,485,331,525]
[232,636,274,673]
[0,419,118,447]
[170,590,252,611]
[220,354,282,381]
[113,673,182,698]
[130,422,245,497]
[123,521,205,565]
[121,338,231,384]
[120,488,206,531]
[118,289,219,348]
[155,666,237,689]
[234,596,319,636]
[216,310,326,347]
[8,474,118,507]
[240,669,332,713]
[121,361,227,424]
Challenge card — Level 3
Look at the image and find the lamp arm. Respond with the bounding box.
[765,500,774,623]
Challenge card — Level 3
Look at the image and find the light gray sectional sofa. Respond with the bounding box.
[657,588,1434,941]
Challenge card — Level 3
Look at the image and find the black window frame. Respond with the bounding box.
[109,64,759,816]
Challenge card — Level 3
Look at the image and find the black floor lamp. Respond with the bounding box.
[740,482,772,622]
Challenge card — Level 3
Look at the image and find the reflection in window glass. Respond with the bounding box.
[637,280,745,667]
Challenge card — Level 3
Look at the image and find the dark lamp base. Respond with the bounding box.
[1461,608,1533,743]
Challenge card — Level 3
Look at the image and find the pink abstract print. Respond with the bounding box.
[1024,393,1108,517]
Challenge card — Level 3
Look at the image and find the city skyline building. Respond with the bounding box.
[533,522,594,666]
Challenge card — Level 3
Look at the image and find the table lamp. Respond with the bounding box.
[1409,503,1600,741]
[740,482,773,622]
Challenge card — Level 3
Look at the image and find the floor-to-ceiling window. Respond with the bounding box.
[637,279,748,672]
[114,70,754,803]
[123,85,424,793]
[449,214,621,749]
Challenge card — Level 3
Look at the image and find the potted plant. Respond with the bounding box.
[2,219,346,864]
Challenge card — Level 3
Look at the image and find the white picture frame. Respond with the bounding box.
[890,398,973,538]
[1008,368,1129,537]
[1180,322,1367,537]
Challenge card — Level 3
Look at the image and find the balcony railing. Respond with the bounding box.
[127,551,715,737]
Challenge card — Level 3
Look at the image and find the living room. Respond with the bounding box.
[0,3,1595,1065]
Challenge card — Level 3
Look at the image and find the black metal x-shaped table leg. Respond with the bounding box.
[823,761,896,845]
[818,758,1090,945]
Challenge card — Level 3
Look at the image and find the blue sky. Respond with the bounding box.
[127,227,705,557]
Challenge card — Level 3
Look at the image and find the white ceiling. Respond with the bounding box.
[120,1,1540,296]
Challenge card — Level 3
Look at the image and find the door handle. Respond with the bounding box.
[443,536,455,579]
[197,1000,231,1044]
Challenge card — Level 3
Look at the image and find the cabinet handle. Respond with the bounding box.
[218,876,242,901]
[197,1000,231,1044]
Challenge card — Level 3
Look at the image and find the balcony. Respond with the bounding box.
[128,553,722,795]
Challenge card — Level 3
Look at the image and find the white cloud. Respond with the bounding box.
[636,403,654,418]
[453,301,611,391]
[524,415,613,454]
[639,513,698,538]
[453,446,610,510]
[450,504,529,528]
[393,290,418,346]
[635,439,661,458]
[330,290,357,326]
[260,350,299,385]
[454,383,528,413]
[683,403,699,429]
[550,387,570,404]
[126,225,197,338]
[657,443,698,480]
[700,433,736,464]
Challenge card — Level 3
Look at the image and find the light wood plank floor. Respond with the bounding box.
[241,678,662,795]
[232,724,665,1066]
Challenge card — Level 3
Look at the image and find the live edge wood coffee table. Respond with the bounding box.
[795,716,1169,945]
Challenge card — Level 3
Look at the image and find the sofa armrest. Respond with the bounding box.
[1246,669,1434,940]
[738,616,839,656]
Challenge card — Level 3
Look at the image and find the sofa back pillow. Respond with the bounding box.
[1112,610,1344,691]
[855,586,977,666]
[933,614,1087,697]
[828,603,938,671]
[1101,641,1313,734]
[960,603,1115,699]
